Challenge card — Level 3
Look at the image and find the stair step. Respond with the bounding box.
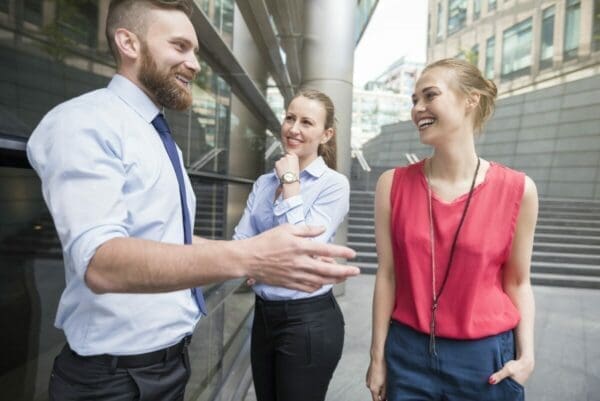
[348,225,374,234]
[533,242,600,254]
[534,233,600,246]
[349,217,375,224]
[538,211,600,219]
[350,192,374,196]
[531,273,600,289]
[357,262,378,274]
[348,203,374,210]
[347,241,376,252]
[356,251,378,263]
[532,261,600,277]
[535,225,600,236]
[532,251,600,265]
[348,232,376,240]
[536,218,600,228]
[349,209,374,217]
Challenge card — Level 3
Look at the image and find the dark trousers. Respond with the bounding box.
[251,290,345,401]
[385,321,525,401]
[49,338,191,401]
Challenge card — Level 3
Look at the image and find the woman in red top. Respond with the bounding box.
[366,58,538,401]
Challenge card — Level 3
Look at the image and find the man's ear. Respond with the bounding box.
[114,28,141,62]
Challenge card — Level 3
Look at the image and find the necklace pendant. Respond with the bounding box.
[429,304,438,356]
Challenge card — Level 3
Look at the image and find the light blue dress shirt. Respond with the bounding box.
[233,156,350,300]
[26,75,201,356]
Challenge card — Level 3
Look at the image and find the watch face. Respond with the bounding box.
[281,172,297,184]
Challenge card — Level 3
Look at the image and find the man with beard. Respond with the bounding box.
[26,1,358,399]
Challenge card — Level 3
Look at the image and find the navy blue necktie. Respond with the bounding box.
[152,113,207,316]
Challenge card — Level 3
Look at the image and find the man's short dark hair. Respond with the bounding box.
[105,0,193,65]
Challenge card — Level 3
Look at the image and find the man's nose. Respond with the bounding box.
[185,54,200,74]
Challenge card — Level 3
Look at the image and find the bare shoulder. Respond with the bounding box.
[522,175,538,205]
[375,169,395,194]
[518,175,539,222]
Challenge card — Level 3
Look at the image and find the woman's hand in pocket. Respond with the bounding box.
[489,357,534,386]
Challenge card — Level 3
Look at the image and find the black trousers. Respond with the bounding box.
[251,290,345,401]
[49,338,191,401]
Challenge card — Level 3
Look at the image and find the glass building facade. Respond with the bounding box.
[0,1,259,400]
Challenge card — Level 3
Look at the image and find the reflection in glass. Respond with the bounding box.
[23,0,42,26]
[0,2,259,400]
[198,0,234,47]
[0,168,65,401]
[564,0,580,60]
[54,0,99,48]
[447,0,467,35]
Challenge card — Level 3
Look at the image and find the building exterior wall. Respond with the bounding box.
[361,73,600,199]
[428,0,600,97]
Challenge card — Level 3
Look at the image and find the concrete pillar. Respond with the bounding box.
[301,0,355,179]
[227,4,269,238]
[301,0,355,289]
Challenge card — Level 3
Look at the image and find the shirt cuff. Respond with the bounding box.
[273,195,304,225]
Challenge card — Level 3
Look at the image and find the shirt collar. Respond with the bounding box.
[302,156,328,178]
[107,74,160,123]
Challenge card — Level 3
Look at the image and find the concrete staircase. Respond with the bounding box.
[348,190,600,289]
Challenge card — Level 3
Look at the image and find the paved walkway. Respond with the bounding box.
[246,275,600,401]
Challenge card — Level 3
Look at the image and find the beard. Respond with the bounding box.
[138,44,193,111]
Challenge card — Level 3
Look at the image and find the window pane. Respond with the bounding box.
[485,36,495,79]
[448,0,467,35]
[501,18,532,78]
[55,0,99,48]
[473,0,481,20]
[0,0,8,12]
[436,3,444,39]
[470,44,479,66]
[198,0,234,47]
[488,0,497,12]
[564,0,580,59]
[24,0,42,25]
[540,6,555,69]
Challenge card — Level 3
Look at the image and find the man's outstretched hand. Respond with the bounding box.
[243,224,360,293]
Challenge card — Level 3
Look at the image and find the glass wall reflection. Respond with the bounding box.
[0,1,264,400]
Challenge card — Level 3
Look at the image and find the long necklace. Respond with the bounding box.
[425,156,480,356]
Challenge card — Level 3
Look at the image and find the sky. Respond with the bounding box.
[353,1,429,87]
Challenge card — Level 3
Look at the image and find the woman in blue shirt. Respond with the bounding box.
[234,89,349,401]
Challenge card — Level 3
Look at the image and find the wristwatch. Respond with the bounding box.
[279,171,299,185]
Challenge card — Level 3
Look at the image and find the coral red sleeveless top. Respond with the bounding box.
[389,160,525,339]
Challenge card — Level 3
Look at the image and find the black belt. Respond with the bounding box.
[255,290,336,314]
[68,335,191,369]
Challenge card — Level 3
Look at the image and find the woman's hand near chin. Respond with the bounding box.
[275,152,300,178]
